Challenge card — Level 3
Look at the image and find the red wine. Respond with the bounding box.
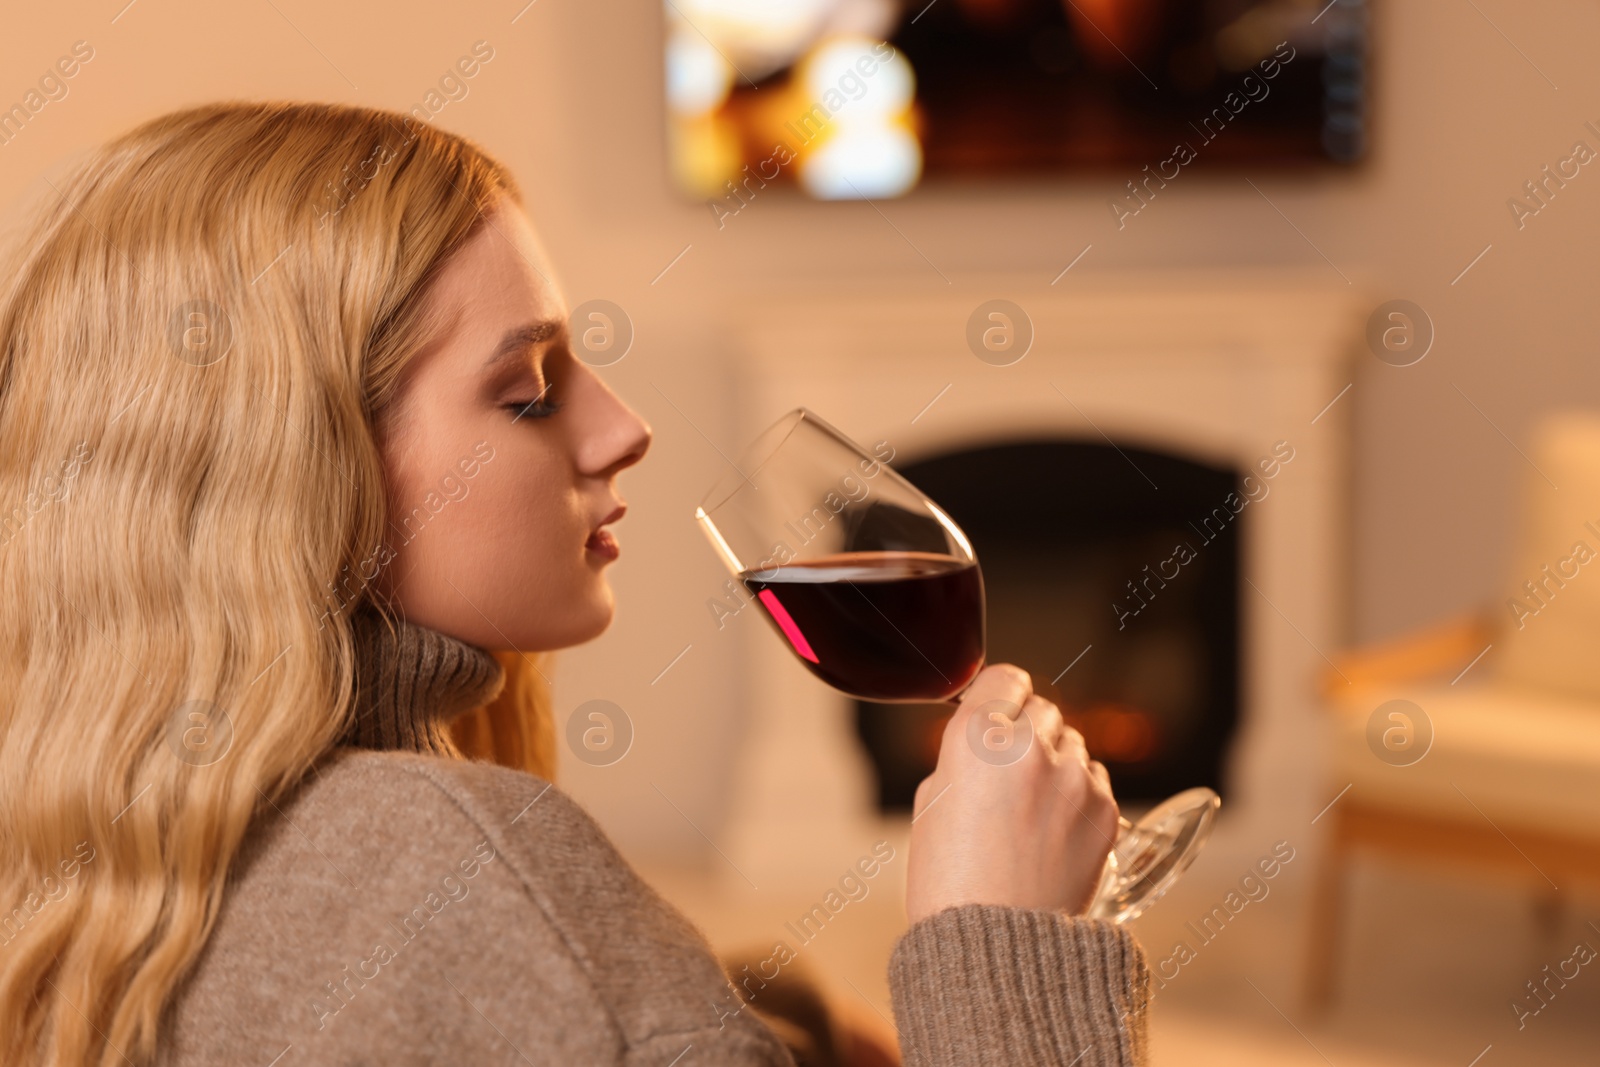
[740,551,985,702]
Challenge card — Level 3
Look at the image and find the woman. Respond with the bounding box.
[0,102,1150,1066]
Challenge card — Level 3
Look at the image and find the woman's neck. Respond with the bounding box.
[344,605,506,755]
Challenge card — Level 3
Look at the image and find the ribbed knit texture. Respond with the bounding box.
[162,610,1152,1066]
[344,605,506,755]
[888,903,1150,1066]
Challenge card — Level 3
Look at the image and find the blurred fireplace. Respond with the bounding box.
[854,439,1241,810]
[708,274,1357,885]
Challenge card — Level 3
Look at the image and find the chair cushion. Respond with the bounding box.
[1492,410,1600,702]
[1326,678,1600,840]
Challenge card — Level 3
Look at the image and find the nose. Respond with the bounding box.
[576,364,651,478]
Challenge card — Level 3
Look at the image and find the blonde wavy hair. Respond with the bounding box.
[0,101,555,1065]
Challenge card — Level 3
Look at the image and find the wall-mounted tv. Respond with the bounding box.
[665,0,1368,206]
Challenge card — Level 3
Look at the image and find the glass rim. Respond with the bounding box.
[696,406,834,516]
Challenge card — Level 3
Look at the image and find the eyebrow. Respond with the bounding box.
[482,319,563,372]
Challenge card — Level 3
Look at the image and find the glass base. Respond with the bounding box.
[1085,787,1221,924]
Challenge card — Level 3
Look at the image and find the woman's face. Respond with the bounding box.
[372,199,651,652]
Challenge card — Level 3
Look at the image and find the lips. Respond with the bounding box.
[586,503,625,561]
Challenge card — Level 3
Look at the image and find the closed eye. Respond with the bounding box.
[505,382,562,422]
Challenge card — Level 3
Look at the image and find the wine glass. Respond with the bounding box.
[695,407,1220,924]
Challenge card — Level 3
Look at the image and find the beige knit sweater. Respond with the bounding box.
[161,607,1152,1065]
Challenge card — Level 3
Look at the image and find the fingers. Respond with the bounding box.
[1087,759,1120,829]
[1022,694,1063,754]
[941,669,1112,804]
[941,664,1033,755]
[957,664,1032,721]
[1088,759,1110,793]
[1021,695,1091,772]
[1055,721,1088,765]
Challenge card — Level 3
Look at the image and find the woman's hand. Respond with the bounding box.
[904,664,1120,925]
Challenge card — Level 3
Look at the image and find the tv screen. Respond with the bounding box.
[665,0,1368,206]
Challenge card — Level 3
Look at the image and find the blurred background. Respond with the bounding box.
[7,1,1600,1063]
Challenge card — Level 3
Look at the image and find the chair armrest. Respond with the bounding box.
[1320,608,1497,700]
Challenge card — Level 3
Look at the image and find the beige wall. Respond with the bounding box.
[5,0,1595,860]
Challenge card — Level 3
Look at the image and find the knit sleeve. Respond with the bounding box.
[887,904,1151,1067]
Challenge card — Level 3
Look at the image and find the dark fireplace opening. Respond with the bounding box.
[853,439,1241,810]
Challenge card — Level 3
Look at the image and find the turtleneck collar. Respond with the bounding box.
[344,604,507,756]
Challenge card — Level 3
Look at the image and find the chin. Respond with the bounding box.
[546,589,615,650]
[570,606,615,647]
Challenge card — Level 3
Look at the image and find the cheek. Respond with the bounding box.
[458,433,579,568]
[381,418,601,643]
[441,431,613,647]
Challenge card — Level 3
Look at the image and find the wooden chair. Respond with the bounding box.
[1305,411,1600,1007]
